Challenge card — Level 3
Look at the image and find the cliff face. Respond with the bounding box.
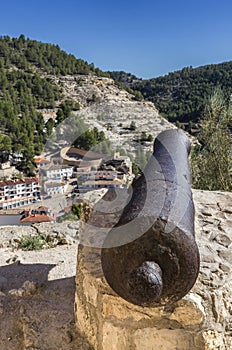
[43,74,175,152]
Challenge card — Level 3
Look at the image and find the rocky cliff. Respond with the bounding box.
[42,74,175,154]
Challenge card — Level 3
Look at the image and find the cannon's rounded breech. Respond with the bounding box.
[101,129,200,307]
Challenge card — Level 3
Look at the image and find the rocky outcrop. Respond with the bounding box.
[0,221,79,249]
[75,189,232,350]
[55,75,133,107]
[74,99,173,152]
[42,74,175,156]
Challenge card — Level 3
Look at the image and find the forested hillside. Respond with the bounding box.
[0,35,110,76]
[0,35,231,189]
[0,35,109,174]
[110,62,232,130]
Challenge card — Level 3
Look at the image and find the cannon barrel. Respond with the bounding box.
[101,129,200,307]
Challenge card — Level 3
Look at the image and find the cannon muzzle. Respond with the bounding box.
[101,129,200,307]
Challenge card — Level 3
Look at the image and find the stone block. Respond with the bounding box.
[102,322,132,350]
[133,328,194,350]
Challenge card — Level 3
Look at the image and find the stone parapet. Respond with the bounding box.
[75,189,232,350]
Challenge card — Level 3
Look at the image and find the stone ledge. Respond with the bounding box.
[75,190,232,350]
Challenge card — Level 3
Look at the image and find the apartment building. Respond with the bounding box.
[44,165,74,180]
[0,177,40,210]
[78,178,123,193]
[44,181,68,196]
[77,170,118,181]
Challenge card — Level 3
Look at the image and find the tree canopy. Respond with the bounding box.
[110,62,232,131]
[0,35,110,77]
[0,35,110,175]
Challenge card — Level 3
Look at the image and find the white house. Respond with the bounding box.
[78,178,123,193]
[0,177,40,210]
[44,165,74,180]
[44,181,68,196]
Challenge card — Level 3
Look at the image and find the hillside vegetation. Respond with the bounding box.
[0,35,110,174]
[110,67,232,190]
[0,34,109,76]
[110,62,232,130]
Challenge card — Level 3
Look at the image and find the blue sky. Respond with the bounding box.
[1,0,232,78]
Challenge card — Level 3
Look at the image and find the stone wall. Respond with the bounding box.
[75,189,232,350]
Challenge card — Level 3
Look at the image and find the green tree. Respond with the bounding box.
[71,204,82,219]
[132,162,140,176]
[73,127,109,151]
[133,90,143,101]
[191,88,232,191]
[56,109,65,123]
[45,118,55,136]
[92,93,97,102]
[0,135,12,153]
[74,130,96,150]
[20,146,36,176]
[147,134,153,142]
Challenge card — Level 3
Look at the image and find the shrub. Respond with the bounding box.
[191,88,232,191]
[19,234,47,251]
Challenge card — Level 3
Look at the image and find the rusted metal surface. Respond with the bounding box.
[101,129,200,307]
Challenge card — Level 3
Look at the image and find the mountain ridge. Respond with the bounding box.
[109,60,232,131]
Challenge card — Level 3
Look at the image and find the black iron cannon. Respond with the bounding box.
[101,129,200,307]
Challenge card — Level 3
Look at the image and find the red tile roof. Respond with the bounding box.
[0,177,39,187]
[37,206,49,210]
[34,157,51,164]
[20,214,55,223]
[20,206,56,223]
[23,177,39,184]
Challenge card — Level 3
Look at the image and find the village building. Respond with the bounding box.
[0,155,18,179]
[0,159,11,170]
[12,152,23,163]
[77,170,119,182]
[49,147,133,196]
[43,164,74,180]
[20,206,56,223]
[78,178,123,193]
[44,181,68,196]
[0,177,40,210]
[34,157,51,168]
[73,165,92,177]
